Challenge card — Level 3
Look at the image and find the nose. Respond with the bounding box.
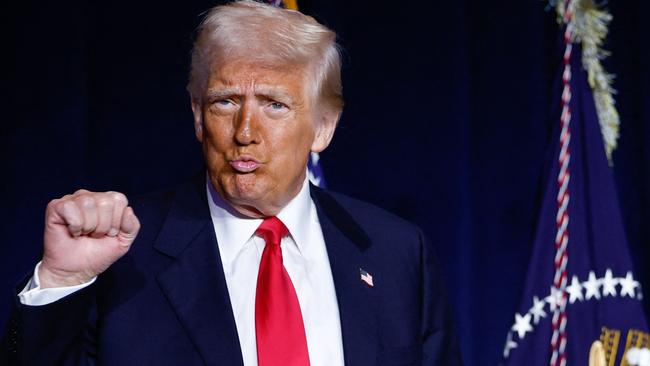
[234,101,261,146]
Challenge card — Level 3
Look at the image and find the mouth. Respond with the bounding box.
[229,157,261,173]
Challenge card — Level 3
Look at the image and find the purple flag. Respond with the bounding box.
[502,18,648,366]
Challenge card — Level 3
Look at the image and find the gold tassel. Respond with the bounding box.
[556,0,620,164]
[283,0,299,10]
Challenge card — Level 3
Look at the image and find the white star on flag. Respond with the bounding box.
[602,269,618,297]
[512,313,533,339]
[583,271,601,300]
[530,296,546,325]
[503,332,517,358]
[619,271,639,298]
[566,275,584,303]
[308,170,322,186]
[310,152,320,164]
[626,347,650,366]
[546,286,564,312]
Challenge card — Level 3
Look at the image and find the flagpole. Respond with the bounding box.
[550,2,575,366]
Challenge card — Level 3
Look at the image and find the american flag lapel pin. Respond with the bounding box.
[359,268,374,287]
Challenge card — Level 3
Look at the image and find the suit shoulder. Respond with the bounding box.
[312,186,422,238]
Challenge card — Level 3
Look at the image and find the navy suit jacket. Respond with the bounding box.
[3,176,461,365]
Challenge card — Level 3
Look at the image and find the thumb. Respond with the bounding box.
[118,206,140,246]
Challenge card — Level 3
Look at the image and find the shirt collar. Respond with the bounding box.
[276,176,312,255]
[206,174,313,263]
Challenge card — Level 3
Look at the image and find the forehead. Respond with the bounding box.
[207,59,309,94]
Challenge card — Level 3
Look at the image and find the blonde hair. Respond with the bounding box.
[188,0,343,115]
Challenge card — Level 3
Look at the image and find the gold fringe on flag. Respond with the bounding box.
[556,0,619,164]
[284,0,298,10]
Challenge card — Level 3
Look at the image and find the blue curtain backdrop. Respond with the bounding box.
[2,1,648,365]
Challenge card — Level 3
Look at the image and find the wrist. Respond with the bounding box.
[37,263,94,289]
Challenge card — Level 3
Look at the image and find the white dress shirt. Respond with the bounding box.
[18,176,345,366]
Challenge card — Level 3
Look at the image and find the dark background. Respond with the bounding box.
[2,1,648,365]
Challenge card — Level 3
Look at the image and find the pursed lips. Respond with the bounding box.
[229,156,262,173]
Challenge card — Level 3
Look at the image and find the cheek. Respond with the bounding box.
[273,128,308,154]
[270,128,313,173]
[202,117,233,151]
[201,132,232,175]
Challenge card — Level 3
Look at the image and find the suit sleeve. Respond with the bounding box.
[2,277,98,365]
[419,229,463,366]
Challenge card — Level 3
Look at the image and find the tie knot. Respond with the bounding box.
[255,216,289,246]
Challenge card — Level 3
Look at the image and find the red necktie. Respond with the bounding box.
[255,217,310,366]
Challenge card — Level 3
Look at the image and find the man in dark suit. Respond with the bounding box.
[3,1,461,365]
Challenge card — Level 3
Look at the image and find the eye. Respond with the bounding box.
[265,101,289,116]
[270,102,286,110]
[210,99,238,114]
[215,99,234,107]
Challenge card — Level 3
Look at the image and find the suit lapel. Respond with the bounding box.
[154,178,244,366]
[311,186,380,365]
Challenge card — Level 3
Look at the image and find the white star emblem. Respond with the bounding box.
[602,269,618,297]
[310,152,320,164]
[619,271,639,298]
[512,313,533,339]
[583,271,601,300]
[546,286,565,312]
[530,296,547,324]
[308,170,322,186]
[566,275,584,304]
[503,332,518,358]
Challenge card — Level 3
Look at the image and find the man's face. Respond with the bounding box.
[192,60,335,218]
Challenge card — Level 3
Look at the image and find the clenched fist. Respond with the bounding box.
[39,189,141,288]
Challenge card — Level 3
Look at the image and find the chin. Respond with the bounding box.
[231,173,266,194]
[218,174,267,204]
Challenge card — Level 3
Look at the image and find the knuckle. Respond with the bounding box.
[78,196,96,209]
[46,199,60,210]
[61,200,77,212]
[63,211,82,227]
[96,198,113,210]
[74,189,90,195]
[108,191,128,206]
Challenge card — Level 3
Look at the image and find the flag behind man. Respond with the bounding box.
[502,1,648,365]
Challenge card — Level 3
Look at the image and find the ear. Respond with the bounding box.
[190,97,204,142]
[311,108,340,153]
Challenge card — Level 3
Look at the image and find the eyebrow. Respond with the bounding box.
[205,87,241,101]
[205,85,296,104]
